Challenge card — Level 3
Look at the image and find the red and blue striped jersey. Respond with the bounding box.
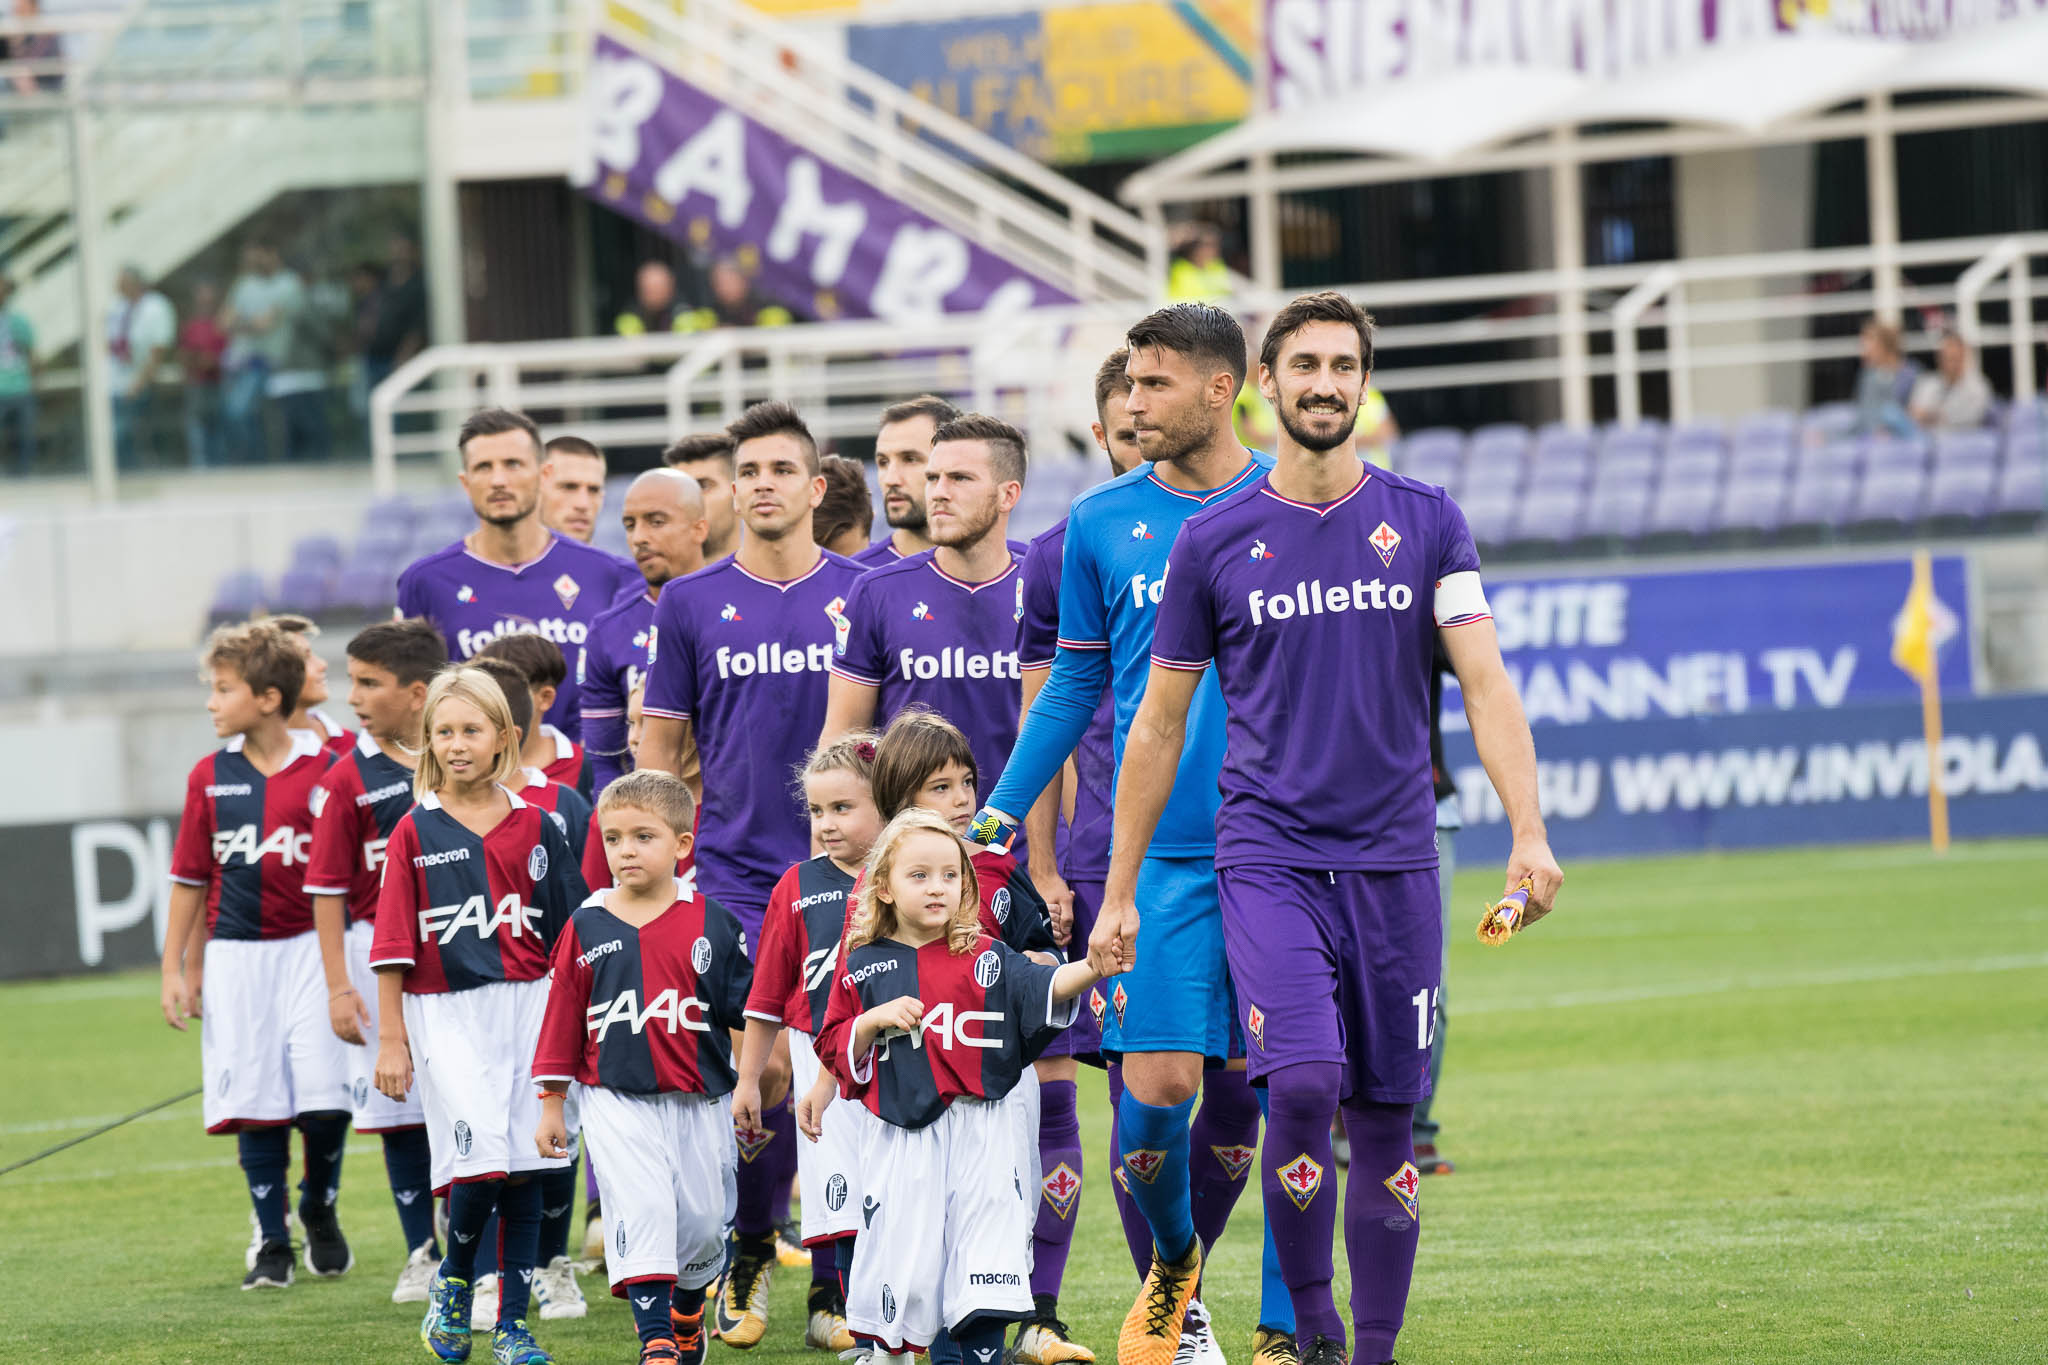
[369,791,585,995]
[818,932,1073,1130]
[304,710,355,760]
[533,892,752,1095]
[169,732,334,941]
[745,856,857,1036]
[511,766,594,859]
[537,724,593,800]
[303,732,416,923]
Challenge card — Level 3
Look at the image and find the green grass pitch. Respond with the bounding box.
[5,841,2044,1363]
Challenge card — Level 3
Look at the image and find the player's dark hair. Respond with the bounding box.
[662,432,736,473]
[596,769,696,836]
[1094,346,1133,421]
[726,400,819,475]
[474,632,568,692]
[544,434,605,465]
[202,621,305,718]
[1126,303,1247,390]
[346,618,447,687]
[878,394,961,431]
[457,407,543,466]
[931,412,1027,487]
[1258,290,1376,376]
[870,705,980,821]
[472,657,535,743]
[851,808,981,955]
[813,453,873,550]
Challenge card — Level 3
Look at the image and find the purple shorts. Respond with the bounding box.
[1038,878,1105,1065]
[1216,865,1442,1104]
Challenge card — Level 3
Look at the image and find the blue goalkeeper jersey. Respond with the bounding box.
[986,452,1272,858]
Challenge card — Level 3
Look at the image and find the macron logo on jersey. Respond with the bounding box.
[358,779,410,807]
[418,892,541,944]
[414,847,471,868]
[1248,577,1415,626]
[456,619,587,657]
[213,824,310,866]
[715,642,834,679]
[585,987,712,1041]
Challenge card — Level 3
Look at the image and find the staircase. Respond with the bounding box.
[592,0,1165,307]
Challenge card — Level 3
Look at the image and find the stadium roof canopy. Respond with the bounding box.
[1120,16,2048,210]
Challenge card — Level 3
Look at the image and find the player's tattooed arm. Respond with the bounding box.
[1095,664,1202,976]
[1442,617,1563,921]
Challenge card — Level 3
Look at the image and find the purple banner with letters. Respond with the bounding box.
[576,34,1072,324]
[1266,0,2048,109]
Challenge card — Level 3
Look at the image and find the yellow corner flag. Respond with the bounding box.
[1890,550,1954,853]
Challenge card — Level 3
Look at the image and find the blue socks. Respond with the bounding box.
[1117,1093,1197,1264]
[381,1128,437,1253]
[294,1110,349,1216]
[443,1179,500,1282]
[238,1127,291,1243]
[630,1276,678,1345]
[1255,1086,1297,1332]
[538,1162,578,1262]
[495,1176,542,1325]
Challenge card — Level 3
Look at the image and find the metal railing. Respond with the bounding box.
[368,232,2047,495]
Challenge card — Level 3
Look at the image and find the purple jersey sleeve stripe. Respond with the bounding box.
[827,664,885,686]
[1055,637,1109,651]
[1150,654,1212,672]
[580,707,625,719]
[640,705,692,721]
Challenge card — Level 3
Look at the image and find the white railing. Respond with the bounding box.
[369,232,2047,496]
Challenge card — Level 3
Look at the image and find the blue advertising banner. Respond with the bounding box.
[1444,694,2048,864]
[1444,555,1974,732]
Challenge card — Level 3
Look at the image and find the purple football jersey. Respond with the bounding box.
[642,552,865,921]
[395,534,638,732]
[1150,469,1488,871]
[831,548,1024,799]
[576,587,656,795]
[851,538,907,568]
[1017,519,1114,882]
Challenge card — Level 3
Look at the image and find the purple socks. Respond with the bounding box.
[1030,1079,1082,1297]
[1261,1061,1345,1345]
[768,1097,798,1228]
[1341,1099,1421,1364]
[1188,1066,1261,1253]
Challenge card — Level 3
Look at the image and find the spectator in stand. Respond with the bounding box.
[4,0,62,95]
[221,242,305,462]
[1167,222,1230,302]
[812,452,873,556]
[613,260,688,337]
[361,233,426,390]
[108,265,177,470]
[179,280,228,468]
[1910,331,1993,433]
[1852,317,1919,438]
[0,271,36,474]
[679,256,792,331]
[273,264,342,461]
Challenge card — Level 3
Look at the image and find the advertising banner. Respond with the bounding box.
[847,2,1256,163]
[1444,555,1973,731]
[1,815,177,981]
[578,34,1072,323]
[1444,693,2048,863]
[1266,0,2048,109]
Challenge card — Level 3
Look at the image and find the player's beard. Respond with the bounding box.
[1135,402,1212,467]
[929,495,998,552]
[478,490,539,528]
[883,496,927,532]
[1278,393,1358,453]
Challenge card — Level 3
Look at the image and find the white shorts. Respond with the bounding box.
[201,932,352,1133]
[402,978,568,1193]
[345,920,424,1132]
[1008,1066,1041,1243]
[845,1097,1036,1349]
[789,1030,872,1245]
[580,1085,736,1293]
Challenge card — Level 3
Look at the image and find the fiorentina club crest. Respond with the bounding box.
[1369,521,1402,567]
[1246,1002,1265,1050]
[734,1124,776,1162]
[1110,981,1129,1028]
[1124,1148,1166,1184]
[1277,1154,1324,1210]
[1211,1144,1256,1182]
[1014,577,1025,623]
[553,573,582,609]
[1041,1163,1082,1220]
[1087,988,1106,1025]
[1383,1161,1421,1219]
[825,595,850,652]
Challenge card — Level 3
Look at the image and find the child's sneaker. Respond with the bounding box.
[532,1256,586,1320]
[640,1340,683,1365]
[490,1320,551,1365]
[299,1198,354,1277]
[671,1307,708,1365]
[469,1272,501,1331]
[419,1270,474,1363]
[394,1241,438,1304]
[242,1240,294,1291]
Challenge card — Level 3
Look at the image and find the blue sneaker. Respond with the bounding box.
[491,1320,552,1365]
[420,1270,473,1362]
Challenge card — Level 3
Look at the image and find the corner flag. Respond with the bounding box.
[1890,550,1954,853]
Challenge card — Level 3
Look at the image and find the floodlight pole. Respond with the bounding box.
[1550,127,1591,428]
[1866,91,1903,326]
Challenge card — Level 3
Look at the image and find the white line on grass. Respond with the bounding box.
[4,1143,383,1186]
[1459,950,2048,1016]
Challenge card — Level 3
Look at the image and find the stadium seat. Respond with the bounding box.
[1733,409,1797,446]
[1579,482,1651,540]
[1645,478,1720,537]
[273,567,335,615]
[209,569,266,623]
[1468,422,1532,461]
[1797,440,1862,481]
[1848,469,1925,529]
[1662,449,1725,485]
[332,566,397,616]
[1932,429,1999,469]
[1718,473,1787,535]
[1728,438,1794,482]
[1598,423,1663,460]
[1924,463,1996,521]
[1994,457,2046,516]
[1527,446,1593,489]
[291,535,345,571]
[1861,432,1929,473]
[1510,488,1584,545]
[1667,419,1727,457]
[1531,424,1594,459]
[1458,493,1518,546]
[1594,446,1658,486]
[1398,428,1465,467]
[1800,402,1857,445]
[1782,473,1856,531]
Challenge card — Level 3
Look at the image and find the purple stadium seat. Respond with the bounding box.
[1398,428,1465,467]
[1510,489,1584,544]
[210,570,266,621]
[273,567,334,615]
[1932,430,1999,469]
[1995,459,2045,515]
[1463,451,1527,496]
[1849,469,1925,528]
[363,495,420,530]
[1532,424,1594,459]
[1800,402,1857,445]
[333,566,398,615]
[2002,396,2048,433]
[1783,473,1856,530]
[354,519,411,560]
[1734,410,1797,446]
[1663,449,1725,485]
[1458,494,1518,546]
[1719,474,1786,535]
[1399,449,1461,489]
[1925,464,1996,520]
[1645,478,1721,537]
[291,535,345,572]
[1797,440,1861,480]
[1862,432,1929,473]
[1580,482,1651,539]
[1667,419,1727,458]
[1595,447,1657,486]
[1528,447,1593,489]
[1468,422,1531,458]
[1729,439,1794,481]
[1598,424,1663,460]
